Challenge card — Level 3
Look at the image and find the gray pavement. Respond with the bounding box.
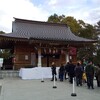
[0,77,100,100]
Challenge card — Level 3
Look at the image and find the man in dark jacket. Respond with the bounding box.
[59,63,65,81]
[85,61,95,89]
[75,62,83,86]
[95,64,100,87]
[67,60,75,84]
[51,62,57,81]
[64,62,69,80]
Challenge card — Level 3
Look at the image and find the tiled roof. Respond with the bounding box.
[0,18,97,43]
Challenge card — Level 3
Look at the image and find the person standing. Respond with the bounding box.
[67,60,75,84]
[64,62,69,80]
[95,64,100,87]
[85,61,95,89]
[82,58,88,70]
[74,62,83,86]
[59,63,65,81]
[51,62,57,81]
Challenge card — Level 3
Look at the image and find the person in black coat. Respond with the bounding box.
[85,61,95,89]
[59,63,65,81]
[51,62,57,81]
[67,60,75,84]
[64,62,69,80]
[74,62,83,86]
[95,64,100,87]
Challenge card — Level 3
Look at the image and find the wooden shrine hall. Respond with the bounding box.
[0,18,97,70]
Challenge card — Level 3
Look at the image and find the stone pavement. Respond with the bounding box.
[0,77,100,100]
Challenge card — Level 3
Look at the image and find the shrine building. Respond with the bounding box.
[0,18,97,70]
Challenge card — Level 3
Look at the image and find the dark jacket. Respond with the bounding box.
[59,65,65,74]
[67,63,75,77]
[51,65,57,75]
[85,64,94,76]
[74,65,83,77]
[96,67,100,82]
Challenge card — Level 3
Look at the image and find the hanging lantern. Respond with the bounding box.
[49,48,51,54]
[44,48,46,54]
[12,57,16,63]
[53,49,56,54]
[58,49,61,54]
[61,49,64,54]
[55,49,58,53]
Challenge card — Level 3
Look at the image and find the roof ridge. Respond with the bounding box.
[13,17,68,27]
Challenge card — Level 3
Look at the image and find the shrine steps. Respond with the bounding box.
[0,70,19,78]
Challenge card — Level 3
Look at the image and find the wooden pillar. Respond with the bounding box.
[47,54,49,67]
[37,48,42,67]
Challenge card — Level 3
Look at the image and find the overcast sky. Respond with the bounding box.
[0,0,100,33]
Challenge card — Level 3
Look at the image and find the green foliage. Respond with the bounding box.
[93,20,100,64]
[0,49,12,59]
[79,24,95,39]
[0,31,13,60]
[96,21,100,35]
[77,45,95,61]
[0,31,5,34]
[48,13,65,23]
[48,14,60,23]
[0,31,11,60]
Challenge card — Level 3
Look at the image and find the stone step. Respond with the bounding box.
[0,70,19,78]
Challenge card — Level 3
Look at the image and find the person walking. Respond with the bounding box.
[51,62,57,81]
[85,61,95,89]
